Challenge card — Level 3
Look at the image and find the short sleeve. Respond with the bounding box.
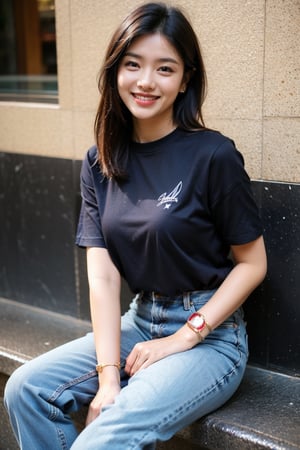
[75,147,107,248]
[208,139,263,245]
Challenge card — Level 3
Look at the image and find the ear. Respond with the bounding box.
[180,70,193,93]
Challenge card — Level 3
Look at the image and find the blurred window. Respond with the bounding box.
[0,0,57,103]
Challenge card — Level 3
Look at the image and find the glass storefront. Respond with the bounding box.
[0,0,57,103]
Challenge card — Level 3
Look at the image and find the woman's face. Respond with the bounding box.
[117,33,186,136]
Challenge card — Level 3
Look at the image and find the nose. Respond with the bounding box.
[137,71,155,91]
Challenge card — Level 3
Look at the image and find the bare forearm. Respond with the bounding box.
[89,280,121,370]
[85,247,122,425]
[199,260,266,331]
[198,236,267,331]
[86,247,122,386]
[177,236,267,347]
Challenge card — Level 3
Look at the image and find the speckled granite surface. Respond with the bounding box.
[0,297,92,377]
[176,366,300,449]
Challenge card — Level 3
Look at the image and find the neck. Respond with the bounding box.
[133,118,176,143]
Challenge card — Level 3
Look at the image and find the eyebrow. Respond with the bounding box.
[123,51,180,65]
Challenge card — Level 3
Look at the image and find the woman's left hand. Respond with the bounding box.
[125,326,199,376]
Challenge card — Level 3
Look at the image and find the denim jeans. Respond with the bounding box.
[4,291,248,450]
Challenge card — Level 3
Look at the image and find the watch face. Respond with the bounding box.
[189,313,205,331]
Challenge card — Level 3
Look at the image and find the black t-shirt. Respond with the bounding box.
[76,128,263,295]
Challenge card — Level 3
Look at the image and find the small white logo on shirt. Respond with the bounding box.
[157,181,183,209]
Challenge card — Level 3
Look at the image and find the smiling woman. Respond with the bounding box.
[117,34,186,142]
[94,2,207,181]
[4,3,267,450]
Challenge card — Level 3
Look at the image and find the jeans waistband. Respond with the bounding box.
[138,290,214,311]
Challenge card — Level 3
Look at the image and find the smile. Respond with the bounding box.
[132,93,160,102]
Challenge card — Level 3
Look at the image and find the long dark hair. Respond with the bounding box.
[94,2,207,180]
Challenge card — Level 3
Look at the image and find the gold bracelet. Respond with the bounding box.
[96,362,121,373]
[187,321,204,341]
[205,322,213,333]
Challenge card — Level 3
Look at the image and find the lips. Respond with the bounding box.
[132,93,160,102]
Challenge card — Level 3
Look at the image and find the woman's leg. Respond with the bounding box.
[4,296,145,450]
[71,292,248,450]
[5,292,248,450]
[4,333,98,449]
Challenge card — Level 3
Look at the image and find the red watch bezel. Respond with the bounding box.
[187,312,206,332]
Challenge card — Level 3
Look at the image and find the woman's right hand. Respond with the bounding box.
[85,380,121,426]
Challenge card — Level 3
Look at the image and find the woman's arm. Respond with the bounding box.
[85,247,122,425]
[125,235,267,376]
[198,234,267,331]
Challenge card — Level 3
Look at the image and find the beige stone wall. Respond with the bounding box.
[0,0,299,182]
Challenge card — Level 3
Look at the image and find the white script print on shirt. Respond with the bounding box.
[157,181,183,210]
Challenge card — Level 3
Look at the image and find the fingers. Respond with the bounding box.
[125,342,152,376]
[85,402,101,426]
[85,385,121,427]
[126,336,176,376]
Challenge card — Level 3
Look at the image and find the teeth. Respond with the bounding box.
[134,95,157,100]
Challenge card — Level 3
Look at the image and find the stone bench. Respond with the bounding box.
[1,297,299,450]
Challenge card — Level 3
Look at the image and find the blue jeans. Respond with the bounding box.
[4,291,248,450]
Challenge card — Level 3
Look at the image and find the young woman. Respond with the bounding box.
[4,2,267,449]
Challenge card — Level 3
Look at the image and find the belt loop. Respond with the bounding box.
[152,291,156,302]
[183,292,191,310]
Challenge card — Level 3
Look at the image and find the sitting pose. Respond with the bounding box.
[5,2,267,449]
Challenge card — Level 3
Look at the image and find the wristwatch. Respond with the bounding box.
[187,312,212,340]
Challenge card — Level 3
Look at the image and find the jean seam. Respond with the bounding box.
[47,370,96,403]
[56,427,68,450]
[47,371,97,449]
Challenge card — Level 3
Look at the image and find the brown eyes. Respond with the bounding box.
[123,61,174,74]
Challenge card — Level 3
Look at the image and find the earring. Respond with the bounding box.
[180,87,186,93]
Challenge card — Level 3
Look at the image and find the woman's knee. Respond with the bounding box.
[4,364,30,410]
[4,356,49,411]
